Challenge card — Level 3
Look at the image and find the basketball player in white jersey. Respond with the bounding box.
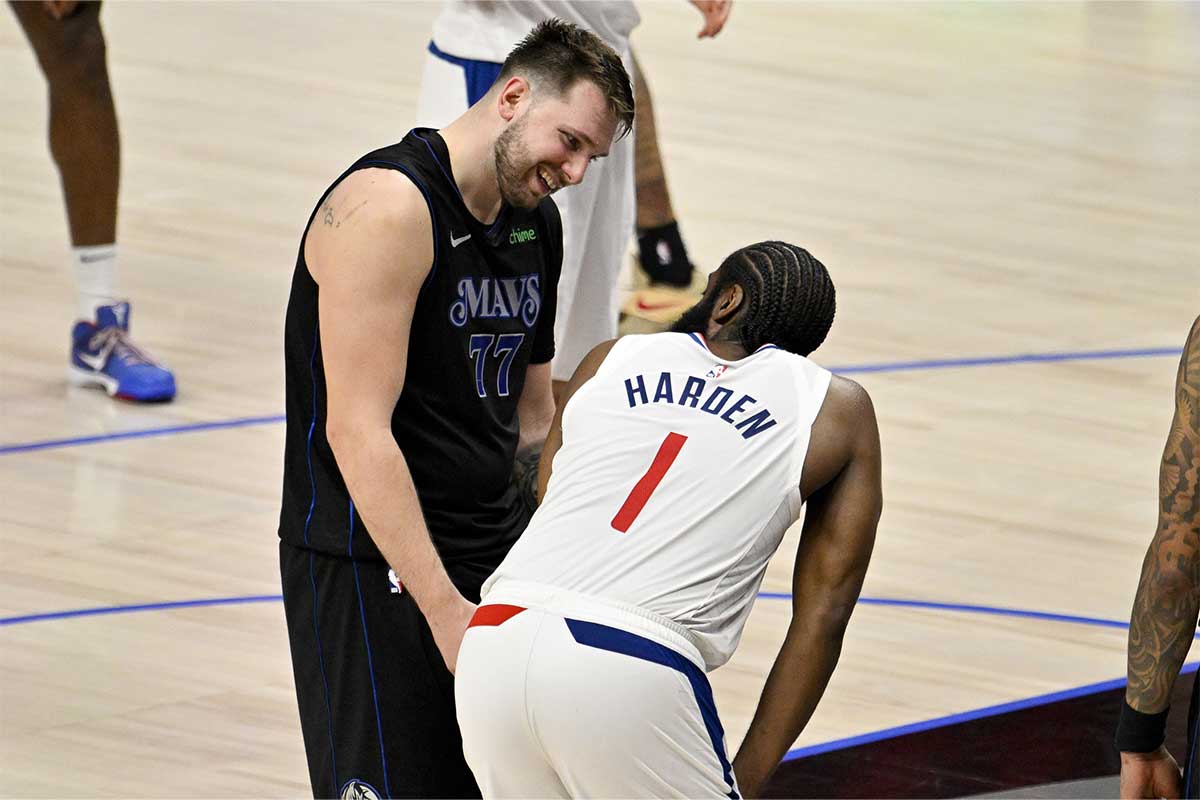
[455,241,883,798]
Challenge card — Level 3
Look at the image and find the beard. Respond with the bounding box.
[668,288,719,336]
[493,115,540,209]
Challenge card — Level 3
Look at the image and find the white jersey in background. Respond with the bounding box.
[418,1,639,381]
[431,1,640,63]
[483,331,832,670]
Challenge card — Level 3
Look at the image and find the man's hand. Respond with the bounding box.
[689,0,732,38]
[41,1,80,20]
[425,594,478,674]
[1120,747,1183,799]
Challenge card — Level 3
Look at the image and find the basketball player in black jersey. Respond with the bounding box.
[278,21,634,799]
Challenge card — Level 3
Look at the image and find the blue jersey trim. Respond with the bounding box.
[413,133,508,239]
[564,618,739,799]
[302,325,320,545]
[348,502,392,798]
[303,324,339,785]
[308,551,340,790]
[427,41,503,107]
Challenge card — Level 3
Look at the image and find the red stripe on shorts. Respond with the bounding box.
[468,604,526,628]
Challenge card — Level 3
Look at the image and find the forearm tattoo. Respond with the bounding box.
[513,444,543,513]
[1127,317,1200,711]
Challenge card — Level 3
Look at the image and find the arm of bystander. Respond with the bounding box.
[1119,316,1200,800]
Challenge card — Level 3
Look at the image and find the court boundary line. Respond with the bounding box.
[2,591,1184,763]
[0,414,286,455]
[0,592,1149,630]
[782,662,1200,761]
[0,346,1180,456]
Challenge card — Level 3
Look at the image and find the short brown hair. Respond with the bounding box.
[497,18,635,139]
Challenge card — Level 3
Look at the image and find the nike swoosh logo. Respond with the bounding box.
[635,299,687,312]
[450,232,472,248]
[78,339,117,371]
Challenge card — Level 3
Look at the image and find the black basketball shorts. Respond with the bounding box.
[279,541,483,799]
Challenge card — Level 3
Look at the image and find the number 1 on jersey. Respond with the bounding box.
[611,432,688,533]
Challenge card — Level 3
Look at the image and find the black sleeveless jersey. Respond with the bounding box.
[279,129,562,573]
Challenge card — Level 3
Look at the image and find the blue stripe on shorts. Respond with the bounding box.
[564,618,740,799]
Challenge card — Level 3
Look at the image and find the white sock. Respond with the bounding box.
[72,244,120,320]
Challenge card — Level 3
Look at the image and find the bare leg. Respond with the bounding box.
[12,1,175,402]
[632,51,674,231]
[630,50,693,287]
[10,0,119,246]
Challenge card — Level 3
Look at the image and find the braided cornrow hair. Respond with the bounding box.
[718,241,836,356]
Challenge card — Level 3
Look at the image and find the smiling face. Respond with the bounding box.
[493,79,620,209]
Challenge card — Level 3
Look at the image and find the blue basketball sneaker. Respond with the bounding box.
[69,302,176,402]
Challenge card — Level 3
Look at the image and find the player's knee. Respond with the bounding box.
[38,21,109,91]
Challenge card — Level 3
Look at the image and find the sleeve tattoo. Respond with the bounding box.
[513,444,542,514]
[1126,316,1200,712]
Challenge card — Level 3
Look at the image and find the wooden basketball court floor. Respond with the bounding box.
[1,2,1197,796]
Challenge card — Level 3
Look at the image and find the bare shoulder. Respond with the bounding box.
[581,338,620,371]
[801,373,880,497]
[821,374,878,434]
[1175,314,1200,417]
[305,167,433,287]
[1182,315,1200,381]
[561,338,620,400]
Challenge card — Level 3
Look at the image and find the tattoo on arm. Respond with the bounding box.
[513,444,543,513]
[1127,317,1200,711]
[321,198,369,229]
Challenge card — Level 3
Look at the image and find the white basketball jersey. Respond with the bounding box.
[484,332,832,669]
[432,1,640,63]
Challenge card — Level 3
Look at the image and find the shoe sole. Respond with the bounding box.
[67,366,175,402]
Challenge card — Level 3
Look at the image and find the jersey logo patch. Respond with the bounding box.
[706,364,727,379]
[509,226,537,245]
[340,780,381,800]
[387,569,403,595]
[449,274,542,328]
[450,231,472,248]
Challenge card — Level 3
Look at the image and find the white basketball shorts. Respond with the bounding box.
[455,583,740,798]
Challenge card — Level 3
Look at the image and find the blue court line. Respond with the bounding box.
[0,594,283,626]
[0,346,1180,457]
[831,346,1180,375]
[758,593,1145,631]
[0,414,285,455]
[1,591,1160,633]
[782,661,1200,761]
[3,590,1187,764]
